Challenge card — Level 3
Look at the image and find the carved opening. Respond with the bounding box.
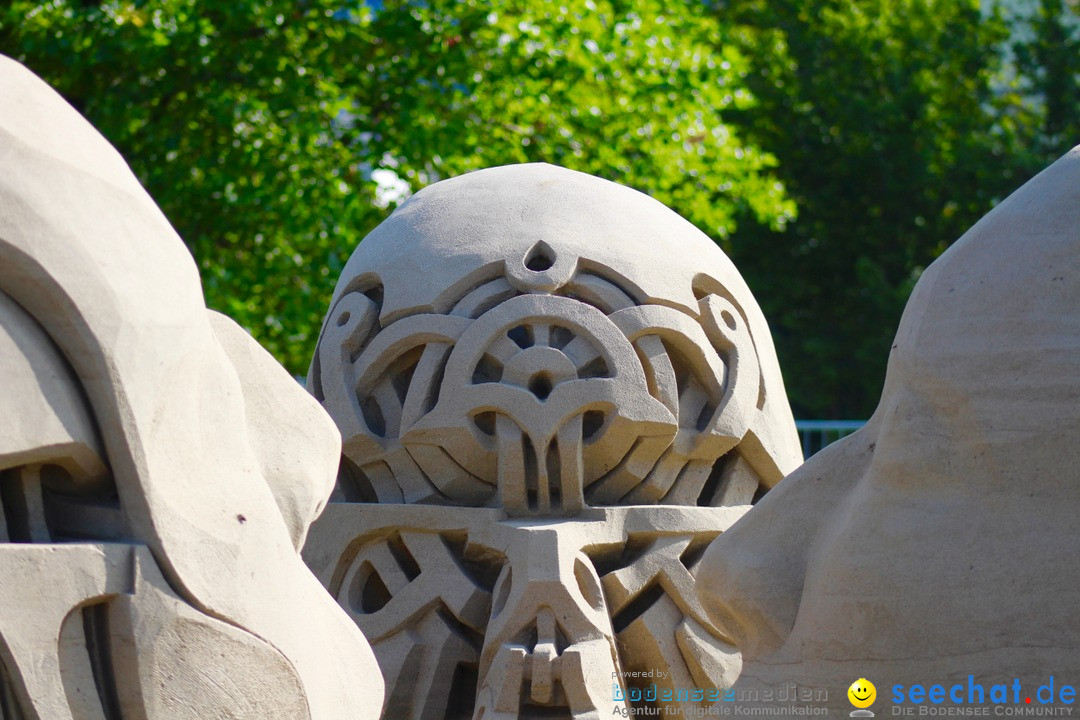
[41,466,128,543]
[419,350,447,417]
[0,468,40,543]
[696,455,727,507]
[554,624,571,655]
[550,325,574,349]
[434,606,484,650]
[335,281,385,360]
[356,343,425,439]
[313,279,383,399]
[472,411,497,437]
[545,439,561,511]
[518,623,538,650]
[695,402,716,432]
[525,255,553,272]
[507,325,534,349]
[528,373,553,401]
[349,561,391,614]
[524,241,556,272]
[390,347,422,404]
[82,604,123,720]
[359,395,386,437]
[581,410,605,440]
[362,284,384,307]
[678,539,711,572]
[472,354,504,384]
[386,534,421,582]
[1,459,129,543]
[523,437,539,511]
[577,356,609,379]
[445,663,479,719]
[336,458,379,503]
[589,535,653,577]
[752,483,768,505]
[665,340,719,431]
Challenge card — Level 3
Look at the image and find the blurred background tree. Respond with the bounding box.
[1,0,1076,419]
[713,0,1079,417]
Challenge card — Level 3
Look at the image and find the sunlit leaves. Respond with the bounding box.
[1,0,791,374]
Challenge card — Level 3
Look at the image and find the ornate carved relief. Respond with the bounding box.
[307,164,803,719]
[315,255,769,516]
[306,505,749,720]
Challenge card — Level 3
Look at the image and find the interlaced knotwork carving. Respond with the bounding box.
[306,504,749,720]
[315,264,766,517]
[330,531,494,719]
[596,535,741,713]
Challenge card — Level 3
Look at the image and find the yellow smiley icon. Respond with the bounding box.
[848,678,877,709]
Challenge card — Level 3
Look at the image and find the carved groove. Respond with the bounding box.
[696,456,727,507]
[610,583,665,634]
[82,603,124,720]
[337,459,379,503]
[0,468,42,543]
[0,655,25,720]
[445,662,479,719]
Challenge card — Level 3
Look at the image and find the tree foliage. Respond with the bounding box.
[1,0,1076,418]
[715,0,1079,417]
[0,0,791,375]
[1012,0,1080,153]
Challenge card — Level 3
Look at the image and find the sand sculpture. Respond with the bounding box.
[15,40,1068,720]
[0,56,382,719]
[698,146,1080,710]
[303,163,803,719]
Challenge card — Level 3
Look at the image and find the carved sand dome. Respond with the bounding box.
[305,163,802,719]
